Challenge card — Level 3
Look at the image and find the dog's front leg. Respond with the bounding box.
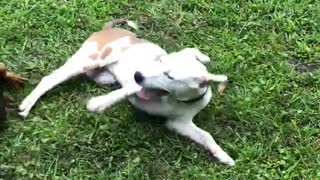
[166,119,235,166]
[87,84,141,112]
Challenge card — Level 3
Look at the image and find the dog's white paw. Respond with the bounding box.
[87,96,112,112]
[211,150,235,166]
[18,110,30,118]
[220,154,235,166]
[18,97,35,117]
[86,97,104,112]
[19,99,29,112]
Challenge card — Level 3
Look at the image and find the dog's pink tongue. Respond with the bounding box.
[136,88,162,100]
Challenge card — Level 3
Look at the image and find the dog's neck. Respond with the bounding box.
[176,87,209,104]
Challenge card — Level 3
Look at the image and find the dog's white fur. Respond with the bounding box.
[19,20,235,166]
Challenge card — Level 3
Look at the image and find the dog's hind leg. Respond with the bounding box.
[18,60,84,117]
[19,55,113,117]
[166,120,235,166]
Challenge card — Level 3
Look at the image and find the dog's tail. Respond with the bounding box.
[103,19,138,30]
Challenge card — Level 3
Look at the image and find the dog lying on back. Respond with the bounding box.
[19,19,235,165]
[0,63,26,129]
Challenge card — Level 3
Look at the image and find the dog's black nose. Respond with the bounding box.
[134,71,144,84]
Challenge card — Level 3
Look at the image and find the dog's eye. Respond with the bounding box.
[164,72,174,80]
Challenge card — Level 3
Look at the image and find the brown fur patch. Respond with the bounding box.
[87,28,150,51]
[100,47,113,59]
[88,53,99,60]
[87,28,136,50]
[120,37,149,53]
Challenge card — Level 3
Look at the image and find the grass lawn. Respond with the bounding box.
[1,0,320,179]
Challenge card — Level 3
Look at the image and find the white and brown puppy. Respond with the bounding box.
[19,19,235,166]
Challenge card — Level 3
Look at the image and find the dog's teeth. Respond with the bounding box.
[87,98,105,112]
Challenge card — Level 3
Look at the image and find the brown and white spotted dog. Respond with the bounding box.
[19,19,234,166]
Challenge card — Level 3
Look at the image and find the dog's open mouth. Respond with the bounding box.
[136,88,169,101]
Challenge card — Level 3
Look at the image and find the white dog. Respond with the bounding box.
[19,19,235,166]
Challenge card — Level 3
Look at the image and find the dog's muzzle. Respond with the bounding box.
[134,71,144,84]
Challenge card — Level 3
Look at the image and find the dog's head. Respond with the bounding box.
[134,48,227,101]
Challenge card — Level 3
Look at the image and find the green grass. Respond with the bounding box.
[1,0,320,179]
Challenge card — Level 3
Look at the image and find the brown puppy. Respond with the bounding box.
[0,63,27,130]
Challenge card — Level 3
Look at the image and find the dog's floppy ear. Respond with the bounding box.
[206,73,228,82]
[183,48,210,64]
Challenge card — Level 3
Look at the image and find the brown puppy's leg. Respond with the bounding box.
[0,63,26,130]
[0,93,8,130]
[0,64,7,129]
[4,95,15,108]
[0,62,27,87]
[6,72,28,88]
